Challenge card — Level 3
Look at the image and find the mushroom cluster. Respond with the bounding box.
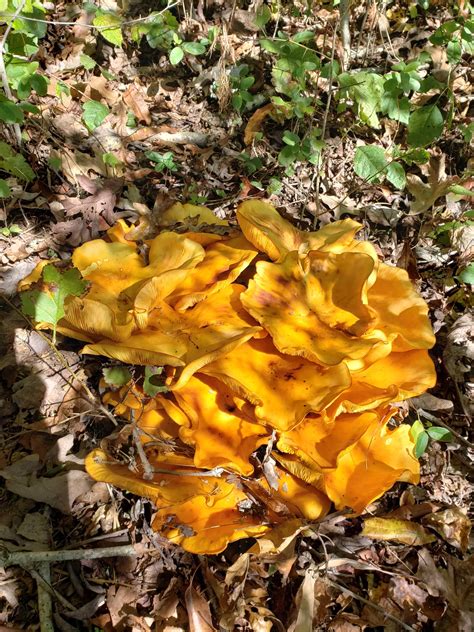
[20,201,436,554]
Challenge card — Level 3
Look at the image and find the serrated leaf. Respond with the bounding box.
[169,46,184,65]
[20,265,88,343]
[82,100,110,131]
[103,366,132,388]
[353,145,388,183]
[426,426,453,442]
[93,13,123,47]
[362,517,436,545]
[415,431,429,457]
[386,161,406,189]
[407,105,444,147]
[143,367,168,397]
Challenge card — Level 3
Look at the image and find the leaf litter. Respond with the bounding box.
[0,0,472,630]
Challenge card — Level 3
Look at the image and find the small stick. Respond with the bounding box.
[33,563,54,632]
[339,0,351,70]
[0,0,25,146]
[1,544,138,568]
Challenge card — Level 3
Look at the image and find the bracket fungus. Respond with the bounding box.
[20,200,437,554]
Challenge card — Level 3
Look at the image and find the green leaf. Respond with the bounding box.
[415,431,429,458]
[426,426,453,442]
[29,73,48,96]
[397,148,430,165]
[255,4,271,28]
[93,13,123,47]
[407,105,444,147]
[169,46,184,65]
[458,263,474,285]
[410,419,425,442]
[448,184,474,196]
[292,31,315,43]
[386,162,406,189]
[0,100,24,124]
[103,366,132,388]
[381,94,410,124]
[82,100,110,131]
[339,71,385,128]
[143,367,168,397]
[21,265,88,343]
[353,145,388,183]
[282,130,299,146]
[0,150,35,181]
[102,152,121,167]
[0,179,11,197]
[80,53,97,69]
[145,151,164,163]
[182,41,206,55]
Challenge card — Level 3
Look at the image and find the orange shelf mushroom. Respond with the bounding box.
[20,200,436,554]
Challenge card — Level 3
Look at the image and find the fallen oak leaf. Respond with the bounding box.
[406,153,470,214]
[52,177,135,246]
[123,83,151,125]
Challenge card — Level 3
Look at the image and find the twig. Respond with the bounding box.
[327,578,416,631]
[311,26,337,228]
[29,566,76,613]
[339,0,351,70]
[0,0,26,146]
[32,563,54,632]
[1,544,138,568]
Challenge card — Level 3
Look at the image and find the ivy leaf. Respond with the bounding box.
[93,13,123,47]
[386,162,406,189]
[407,105,444,147]
[353,145,388,183]
[20,265,88,343]
[82,100,110,131]
[103,366,132,388]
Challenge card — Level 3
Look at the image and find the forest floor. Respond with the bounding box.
[0,1,472,630]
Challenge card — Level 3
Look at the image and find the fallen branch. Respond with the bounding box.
[1,543,138,568]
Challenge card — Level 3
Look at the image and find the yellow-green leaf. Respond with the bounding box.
[93,13,123,47]
[362,517,436,545]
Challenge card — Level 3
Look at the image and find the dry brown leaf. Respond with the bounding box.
[423,507,471,553]
[52,176,125,246]
[406,154,461,213]
[244,104,275,145]
[184,581,216,632]
[362,517,436,545]
[417,549,474,631]
[123,84,151,125]
[0,454,93,513]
